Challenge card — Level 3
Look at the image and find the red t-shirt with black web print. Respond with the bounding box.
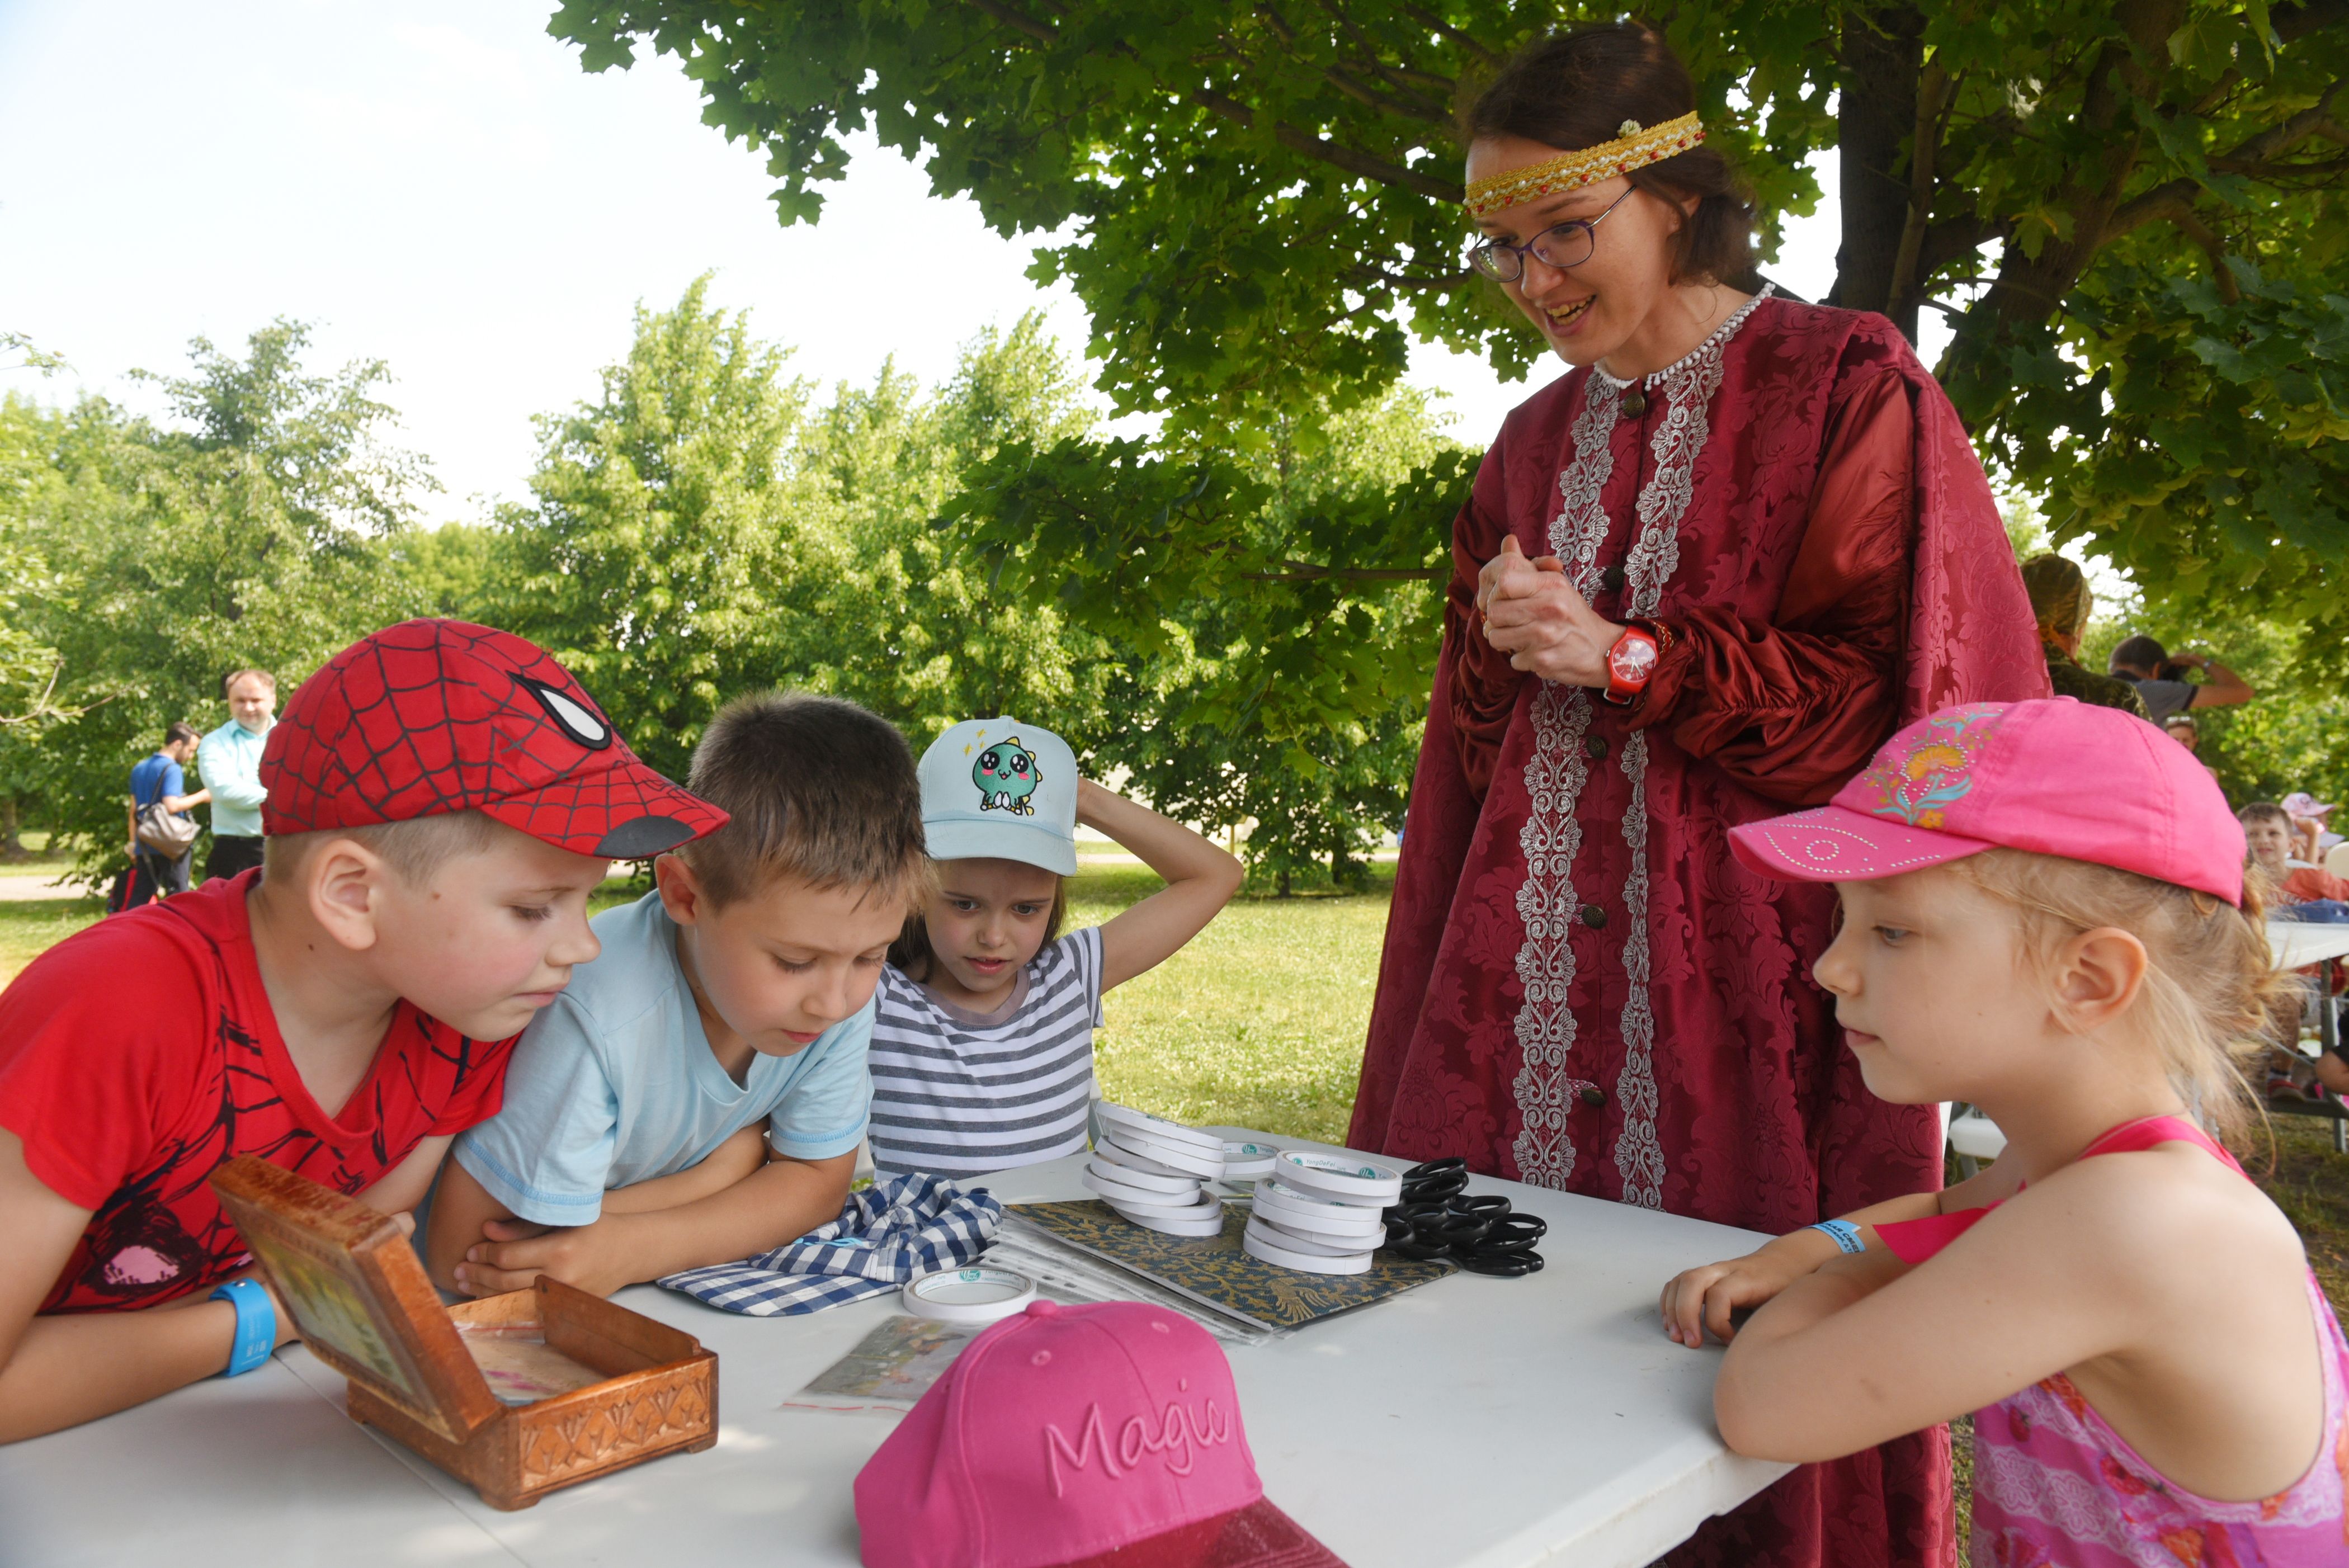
[0,870,517,1312]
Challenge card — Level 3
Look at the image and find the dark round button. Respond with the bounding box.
[1584,734,1609,761]
[1600,565,1626,593]
[1579,1084,1606,1109]
[1620,388,1648,418]
[1580,904,1607,929]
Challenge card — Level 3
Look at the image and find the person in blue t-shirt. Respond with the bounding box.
[424,691,929,1300]
[124,723,211,905]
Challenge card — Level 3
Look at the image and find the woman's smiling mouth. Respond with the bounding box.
[1544,295,1595,330]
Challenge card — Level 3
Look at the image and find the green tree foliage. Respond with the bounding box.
[490,278,1453,879]
[489,281,1118,781]
[488,277,819,783]
[0,323,428,878]
[551,0,2349,644]
[945,391,1466,887]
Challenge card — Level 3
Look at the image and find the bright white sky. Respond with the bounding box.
[0,1,1851,527]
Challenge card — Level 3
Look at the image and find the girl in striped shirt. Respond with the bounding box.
[867,717,1242,1180]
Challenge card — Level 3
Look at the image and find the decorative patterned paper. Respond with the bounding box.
[1010,1199,1453,1330]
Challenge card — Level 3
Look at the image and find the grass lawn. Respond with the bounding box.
[1077,863,1391,1146]
[0,895,107,984]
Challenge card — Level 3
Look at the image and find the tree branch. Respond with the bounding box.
[1888,60,1955,317]
[2215,78,2348,167]
[960,0,1058,46]
[1187,86,1463,199]
[2168,207,2243,301]
[1322,63,1455,127]
[1398,3,1501,68]
[1348,260,1473,291]
[1309,0,1455,125]
[2104,82,2349,242]
[955,0,1463,199]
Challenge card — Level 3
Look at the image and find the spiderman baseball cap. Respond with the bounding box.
[259,618,728,858]
[855,1299,1347,1568]
[918,717,1081,876]
[1729,697,2246,905]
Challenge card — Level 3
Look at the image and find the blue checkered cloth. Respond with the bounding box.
[655,1173,1003,1316]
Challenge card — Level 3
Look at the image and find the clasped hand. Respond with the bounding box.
[1475,536,1625,688]
[454,1213,638,1300]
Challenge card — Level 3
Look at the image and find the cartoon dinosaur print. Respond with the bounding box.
[974,740,1042,816]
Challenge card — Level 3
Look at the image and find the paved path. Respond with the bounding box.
[0,871,96,903]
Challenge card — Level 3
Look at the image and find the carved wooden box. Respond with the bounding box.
[209,1156,718,1511]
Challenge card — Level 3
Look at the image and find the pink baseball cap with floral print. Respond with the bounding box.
[1728,698,2247,905]
[853,1299,1346,1568]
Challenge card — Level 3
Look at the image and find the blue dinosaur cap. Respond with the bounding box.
[917,717,1079,876]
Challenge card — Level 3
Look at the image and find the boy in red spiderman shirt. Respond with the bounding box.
[0,621,724,1441]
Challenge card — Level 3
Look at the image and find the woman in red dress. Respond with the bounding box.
[1349,26,2048,1567]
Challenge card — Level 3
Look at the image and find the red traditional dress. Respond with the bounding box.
[1351,291,2049,1567]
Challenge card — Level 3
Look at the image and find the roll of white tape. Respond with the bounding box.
[1243,1225,1375,1275]
[1097,1101,1224,1154]
[1251,1179,1387,1238]
[902,1266,1039,1325]
[1103,1186,1221,1221]
[1082,1165,1207,1209]
[1084,1150,1200,1196]
[1111,1199,1228,1238]
[1272,1150,1403,1206]
[1244,1213,1371,1261]
[1100,1124,1225,1180]
[1220,1141,1280,1180]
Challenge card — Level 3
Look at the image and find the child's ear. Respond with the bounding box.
[2052,926,2150,1034]
[306,837,391,952]
[653,852,702,926]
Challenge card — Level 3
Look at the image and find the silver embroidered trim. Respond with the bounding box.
[1510,289,1772,1199]
[1610,287,1766,1209]
[1508,376,1620,1189]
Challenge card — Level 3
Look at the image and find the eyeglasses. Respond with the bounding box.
[1468,187,1635,282]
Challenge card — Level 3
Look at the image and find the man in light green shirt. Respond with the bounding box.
[198,668,276,881]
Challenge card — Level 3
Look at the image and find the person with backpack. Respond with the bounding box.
[123,723,211,908]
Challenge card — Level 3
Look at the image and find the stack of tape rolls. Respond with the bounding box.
[1082,1102,1228,1237]
[1243,1150,1404,1275]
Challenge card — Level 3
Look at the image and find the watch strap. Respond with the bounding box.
[211,1277,277,1377]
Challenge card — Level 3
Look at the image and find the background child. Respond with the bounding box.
[2244,799,2349,914]
[428,692,928,1299]
[1659,700,2346,1562]
[867,717,1241,1180]
[0,620,721,1441]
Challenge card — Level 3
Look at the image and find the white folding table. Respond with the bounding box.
[0,1130,1789,1568]
[2267,921,2349,1153]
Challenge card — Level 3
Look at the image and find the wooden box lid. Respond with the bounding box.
[208,1156,505,1443]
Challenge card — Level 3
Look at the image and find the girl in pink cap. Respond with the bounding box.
[1659,697,2347,1565]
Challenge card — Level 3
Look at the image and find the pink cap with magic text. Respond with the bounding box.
[1729,698,2247,905]
[853,1300,1347,1568]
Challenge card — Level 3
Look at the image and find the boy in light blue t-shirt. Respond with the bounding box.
[426,692,929,1299]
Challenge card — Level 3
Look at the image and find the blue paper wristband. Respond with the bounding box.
[211,1278,276,1377]
[1809,1218,1865,1255]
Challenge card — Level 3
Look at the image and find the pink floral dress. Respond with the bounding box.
[1879,1116,2349,1565]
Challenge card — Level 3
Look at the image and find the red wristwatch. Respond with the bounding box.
[1603,624,1661,705]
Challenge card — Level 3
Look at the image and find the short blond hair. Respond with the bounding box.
[1949,848,2284,1143]
[262,810,501,886]
[672,692,928,910]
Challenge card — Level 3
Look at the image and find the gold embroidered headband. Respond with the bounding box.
[1462,111,1706,218]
